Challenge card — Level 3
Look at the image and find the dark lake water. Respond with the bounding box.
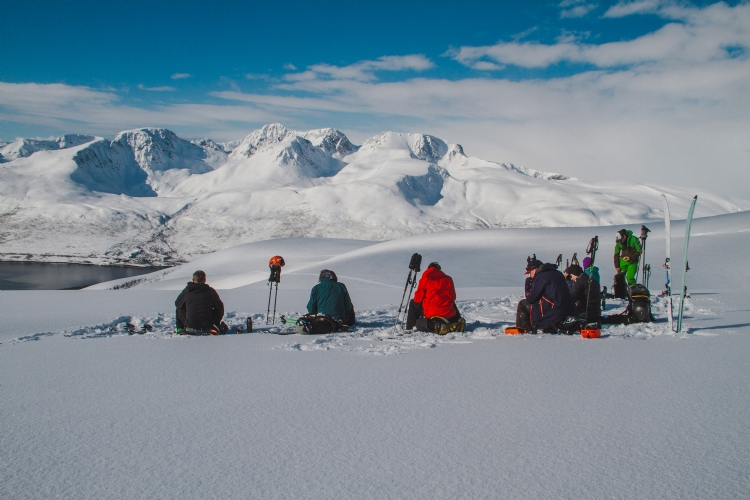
[0,261,168,290]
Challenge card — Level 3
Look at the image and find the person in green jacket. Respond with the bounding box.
[307,269,356,326]
[614,229,641,285]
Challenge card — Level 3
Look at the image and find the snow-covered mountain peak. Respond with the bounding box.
[502,163,572,181]
[0,134,95,162]
[300,128,357,158]
[228,123,294,160]
[356,131,457,164]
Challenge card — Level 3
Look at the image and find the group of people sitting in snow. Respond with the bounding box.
[174,228,643,335]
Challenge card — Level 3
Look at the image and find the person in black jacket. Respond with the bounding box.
[175,270,225,334]
[564,264,601,322]
[516,259,576,332]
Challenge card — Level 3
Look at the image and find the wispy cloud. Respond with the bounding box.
[283,63,297,71]
[137,84,176,92]
[559,0,598,18]
[285,54,435,82]
[171,73,191,80]
[451,2,750,69]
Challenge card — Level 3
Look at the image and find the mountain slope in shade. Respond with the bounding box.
[0,124,747,266]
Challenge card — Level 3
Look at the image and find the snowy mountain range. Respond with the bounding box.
[1,124,747,266]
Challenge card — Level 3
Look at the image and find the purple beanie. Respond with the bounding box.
[582,256,592,269]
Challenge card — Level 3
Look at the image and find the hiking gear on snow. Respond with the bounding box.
[307,276,355,324]
[246,317,253,333]
[524,263,576,329]
[268,256,285,283]
[602,284,654,324]
[429,316,466,335]
[612,272,628,298]
[640,225,651,286]
[571,252,579,266]
[295,314,349,335]
[677,196,697,333]
[662,194,674,330]
[581,327,601,338]
[266,281,279,324]
[176,282,224,332]
[395,253,422,329]
[412,266,458,319]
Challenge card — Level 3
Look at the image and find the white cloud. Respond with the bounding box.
[451,2,750,69]
[603,0,668,18]
[171,73,191,80]
[137,84,176,92]
[283,63,297,71]
[559,0,598,18]
[285,54,435,82]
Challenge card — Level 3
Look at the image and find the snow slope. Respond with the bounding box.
[2,124,747,266]
[2,212,749,499]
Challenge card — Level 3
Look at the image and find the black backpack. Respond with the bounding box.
[627,284,653,323]
[612,273,628,299]
[296,314,348,335]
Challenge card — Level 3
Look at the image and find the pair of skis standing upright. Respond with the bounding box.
[662,194,697,333]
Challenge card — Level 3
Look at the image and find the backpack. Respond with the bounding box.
[602,284,654,325]
[612,272,628,299]
[426,316,466,335]
[295,314,349,335]
[627,284,653,323]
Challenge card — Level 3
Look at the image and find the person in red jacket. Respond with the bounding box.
[406,262,461,332]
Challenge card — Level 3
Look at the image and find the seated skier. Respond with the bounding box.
[564,264,601,322]
[406,262,463,333]
[175,270,226,334]
[307,269,356,326]
[516,258,576,332]
[582,256,600,284]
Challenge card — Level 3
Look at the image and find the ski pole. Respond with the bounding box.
[266,281,273,324]
[272,282,279,324]
[640,225,650,286]
[395,269,414,328]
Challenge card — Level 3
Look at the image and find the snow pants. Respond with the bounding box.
[619,258,639,285]
[406,300,460,332]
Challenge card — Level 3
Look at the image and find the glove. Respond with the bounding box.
[615,268,620,273]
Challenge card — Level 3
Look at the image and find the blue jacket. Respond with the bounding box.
[525,263,576,328]
[307,278,353,321]
[584,265,600,284]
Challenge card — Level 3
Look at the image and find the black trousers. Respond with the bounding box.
[405,300,460,332]
[516,299,532,330]
[176,307,222,331]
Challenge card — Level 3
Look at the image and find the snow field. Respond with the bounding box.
[2,211,749,498]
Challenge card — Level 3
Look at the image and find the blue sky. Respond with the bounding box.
[1,0,749,197]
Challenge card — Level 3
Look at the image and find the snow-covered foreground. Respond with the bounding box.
[2,212,750,498]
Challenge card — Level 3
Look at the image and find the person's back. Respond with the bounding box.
[566,265,601,322]
[175,271,224,333]
[307,269,355,325]
[526,262,576,328]
[413,266,458,319]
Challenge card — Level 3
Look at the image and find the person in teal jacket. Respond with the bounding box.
[582,256,600,284]
[307,269,356,326]
[614,229,641,285]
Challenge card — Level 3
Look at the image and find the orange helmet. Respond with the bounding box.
[269,255,285,267]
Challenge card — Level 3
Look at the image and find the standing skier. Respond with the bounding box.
[307,269,356,326]
[614,229,642,286]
